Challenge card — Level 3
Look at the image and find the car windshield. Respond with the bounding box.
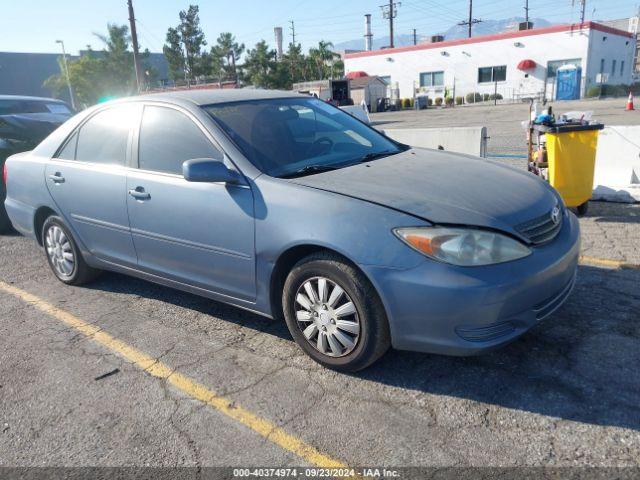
[0,99,72,116]
[203,97,406,178]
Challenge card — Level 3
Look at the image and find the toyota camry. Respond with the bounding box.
[3,90,580,371]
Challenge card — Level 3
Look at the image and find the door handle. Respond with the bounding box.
[128,187,151,200]
[48,172,65,183]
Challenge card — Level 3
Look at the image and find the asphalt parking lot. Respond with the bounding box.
[0,199,639,471]
[370,97,640,156]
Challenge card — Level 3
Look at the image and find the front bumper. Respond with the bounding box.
[362,210,581,356]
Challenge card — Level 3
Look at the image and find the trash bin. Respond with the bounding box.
[415,95,428,110]
[533,123,604,211]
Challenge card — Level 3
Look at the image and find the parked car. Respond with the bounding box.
[4,90,580,371]
[1,95,73,232]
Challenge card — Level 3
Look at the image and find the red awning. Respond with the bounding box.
[517,59,537,70]
[346,71,369,79]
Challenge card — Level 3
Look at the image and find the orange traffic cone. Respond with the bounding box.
[626,92,634,111]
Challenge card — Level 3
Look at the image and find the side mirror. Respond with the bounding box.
[182,158,241,184]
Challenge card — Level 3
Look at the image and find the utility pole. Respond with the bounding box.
[380,1,400,48]
[580,0,586,25]
[289,20,297,46]
[524,0,529,25]
[458,0,482,38]
[127,0,143,91]
[413,28,417,45]
[55,40,75,110]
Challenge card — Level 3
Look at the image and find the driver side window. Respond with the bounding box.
[138,105,222,175]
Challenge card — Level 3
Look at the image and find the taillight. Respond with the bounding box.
[2,162,6,186]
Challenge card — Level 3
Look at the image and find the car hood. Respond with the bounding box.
[290,148,559,239]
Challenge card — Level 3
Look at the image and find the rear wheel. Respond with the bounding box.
[282,252,390,372]
[0,182,12,234]
[0,205,11,233]
[42,216,101,285]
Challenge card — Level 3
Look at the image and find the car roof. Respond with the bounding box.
[135,88,306,106]
[0,94,67,103]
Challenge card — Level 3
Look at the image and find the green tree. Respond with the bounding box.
[163,27,185,81]
[178,5,207,77]
[43,24,141,106]
[212,32,245,82]
[308,40,339,80]
[163,5,207,81]
[242,40,277,88]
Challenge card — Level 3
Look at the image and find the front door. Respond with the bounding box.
[45,104,139,266]
[126,104,255,300]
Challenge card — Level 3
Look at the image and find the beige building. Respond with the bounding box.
[349,76,388,112]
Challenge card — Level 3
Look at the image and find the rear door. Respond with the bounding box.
[45,104,140,266]
[126,104,256,300]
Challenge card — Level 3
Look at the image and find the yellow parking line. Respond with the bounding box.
[579,256,640,270]
[0,281,347,469]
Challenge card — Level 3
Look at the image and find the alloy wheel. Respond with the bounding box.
[45,225,75,278]
[294,276,360,357]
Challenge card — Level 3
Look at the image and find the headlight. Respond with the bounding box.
[394,227,531,266]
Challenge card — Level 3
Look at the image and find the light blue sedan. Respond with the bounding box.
[3,90,580,371]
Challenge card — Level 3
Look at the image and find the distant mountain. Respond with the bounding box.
[334,17,555,52]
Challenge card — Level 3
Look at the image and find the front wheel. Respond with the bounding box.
[42,216,101,285]
[282,252,390,372]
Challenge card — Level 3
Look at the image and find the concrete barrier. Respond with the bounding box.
[592,126,640,203]
[340,104,371,124]
[381,127,488,158]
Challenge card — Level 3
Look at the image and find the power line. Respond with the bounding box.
[127,0,143,91]
[458,0,482,38]
[289,20,296,46]
[380,1,401,48]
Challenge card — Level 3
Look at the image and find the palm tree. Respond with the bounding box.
[308,40,338,80]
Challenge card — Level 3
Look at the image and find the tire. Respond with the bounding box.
[42,216,101,285]
[0,204,12,234]
[0,183,12,234]
[576,201,589,217]
[282,252,390,372]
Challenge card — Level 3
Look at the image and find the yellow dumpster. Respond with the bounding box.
[537,123,604,213]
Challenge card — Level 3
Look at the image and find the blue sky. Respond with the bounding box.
[2,0,639,54]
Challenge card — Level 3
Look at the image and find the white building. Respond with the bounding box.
[344,22,636,102]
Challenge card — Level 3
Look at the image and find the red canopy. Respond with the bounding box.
[346,71,369,79]
[517,59,537,70]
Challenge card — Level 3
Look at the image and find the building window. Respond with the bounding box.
[621,60,625,76]
[547,58,581,78]
[600,58,605,73]
[478,65,506,83]
[611,59,617,76]
[419,71,444,87]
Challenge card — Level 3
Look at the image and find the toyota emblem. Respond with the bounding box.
[551,206,561,225]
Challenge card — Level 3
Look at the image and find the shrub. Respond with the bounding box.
[587,82,640,97]
[483,93,490,101]
[401,98,412,109]
[466,92,482,103]
[586,86,600,98]
[489,93,504,100]
[445,96,454,106]
[455,96,464,105]
[435,97,443,106]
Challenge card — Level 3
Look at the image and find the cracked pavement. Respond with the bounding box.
[0,201,639,468]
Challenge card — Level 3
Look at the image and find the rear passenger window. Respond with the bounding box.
[57,132,78,160]
[76,105,137,165]
[138,106,222,175]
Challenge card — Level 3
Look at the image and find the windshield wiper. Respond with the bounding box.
[356,150,398,163]
[279,164,340,179]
